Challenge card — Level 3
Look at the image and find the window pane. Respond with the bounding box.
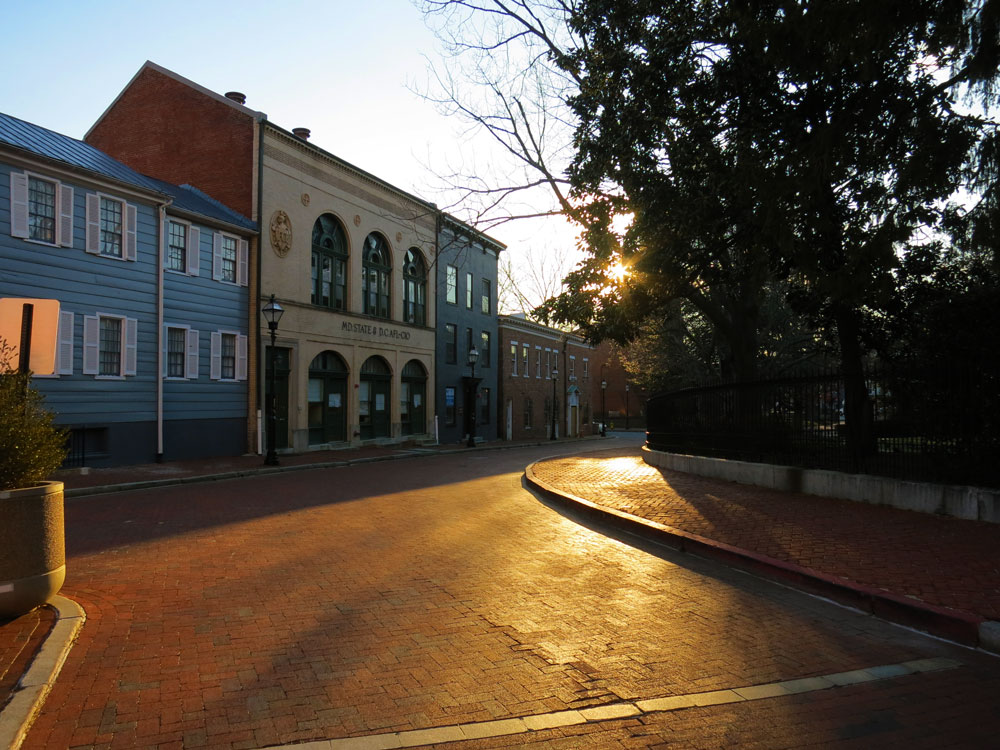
[100,197,123,257]
[99,317,121,375]
[481,332,490,367]
[446,266,457,304]
[221,236,237,282]
[28,177,56,243]
[221,333,236,379]
[482,279,491,314]
[168,222,186,271]
[466,272,473,308]
[167,327,186,377]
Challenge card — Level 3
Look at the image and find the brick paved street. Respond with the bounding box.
[14,439,1000,748]
[530,444,1000,621]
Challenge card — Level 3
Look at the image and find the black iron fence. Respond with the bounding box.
[645,365,999,488]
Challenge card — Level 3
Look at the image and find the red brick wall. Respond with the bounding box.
[497,323,595,440]
[591,341,647,428]
[86,66,256,218]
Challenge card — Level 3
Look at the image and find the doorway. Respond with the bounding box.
[265,347,290,450]
[360,356,391,439]
[307,351,348,444]
[401,360,427,436]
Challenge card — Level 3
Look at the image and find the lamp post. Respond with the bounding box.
[550,362,559,440]
[625,382,630,430]
[261,294,284,466]
[600,379,607,437]
[466,346,479,448]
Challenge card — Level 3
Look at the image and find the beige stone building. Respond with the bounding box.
[88,62,437,453]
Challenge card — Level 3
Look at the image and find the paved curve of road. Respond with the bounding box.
[23,436,1000,749]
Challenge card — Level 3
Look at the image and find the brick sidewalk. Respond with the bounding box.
[530,448,1000,623]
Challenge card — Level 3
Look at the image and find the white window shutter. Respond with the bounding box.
[124,317,138,375]
[83,315,99,374]
[10,172,29,238]
[125,204,137,261]
[236,334,248,380]
[58,184,74,247]
[238,239,249,286]
[212,233,222,280]
[85,194,100,254]
[57,310,74,375]
[210,331,222,380]
[186,329,199,379]
[187,227,200,276]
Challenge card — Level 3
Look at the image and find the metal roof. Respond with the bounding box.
[145,177,257,233]
[0,111,165,194]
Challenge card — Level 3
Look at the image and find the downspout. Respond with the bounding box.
[155,200,170,463]
[433,207,442,445]
[255,115,266,455]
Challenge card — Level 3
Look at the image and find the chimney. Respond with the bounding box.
[224,91,246,105]
[292,127,311,140]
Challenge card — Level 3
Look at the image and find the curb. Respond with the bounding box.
[0,596,85,750]
[65,436,612,499]
[525,462,999,655]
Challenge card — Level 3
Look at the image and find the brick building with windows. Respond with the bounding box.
[87,61,438,453]
[497,315,596,441]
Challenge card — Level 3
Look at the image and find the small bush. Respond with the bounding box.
[0,341,68,490]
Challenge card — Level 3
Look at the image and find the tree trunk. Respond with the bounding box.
[835,303,874,472]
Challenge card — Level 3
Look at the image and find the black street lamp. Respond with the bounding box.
[550,361,559,440]
[600,378,607,437]
[625,382,630,430]
[466,346,480,448]
[262,294,284,466]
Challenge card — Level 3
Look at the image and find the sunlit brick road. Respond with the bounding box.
[23,440,1000,749]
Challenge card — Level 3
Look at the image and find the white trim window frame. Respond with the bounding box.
[85,192,137,261]
[165,218,200,275]
[545,347,552,379]
[213,232,249,286]
[163,324,200,379]
[583,357,589,379]
[569,355,576,381]
[522,343,529,378]
[82,312,137,378]
[509,341,518,377]
[210,330,248,381]
[535,346,542,378]
[9,171,74,247]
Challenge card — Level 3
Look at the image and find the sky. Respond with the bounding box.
[0,0,580,310]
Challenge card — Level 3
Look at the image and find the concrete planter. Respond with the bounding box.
[0,481,65,619]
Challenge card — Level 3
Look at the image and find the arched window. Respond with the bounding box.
[362,232,391,318]
[307,351,348,444]
[403,248,426,325]
[311,214,348,310]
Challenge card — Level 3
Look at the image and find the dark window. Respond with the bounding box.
[311,214,348,310]
[445,386,456,426]
[100,196,123,257]
[480,387,491,424]
[445,323,457,364]
[220,333,237,380]
[28,176,56,243]
[523,397,533,429]
[167,221,186,272]
[480,331,491,367]
[363,233,391,318]
[167,327,186,377]
[446,265,457,304]
[99,317,122,376]
[481,279,491,314]
[221,235,238,283]
[466,327,474,363]
[403,248,426,325]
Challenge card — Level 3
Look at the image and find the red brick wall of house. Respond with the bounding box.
[86,66,257,219]
[497,322,596,441]
[591,341,648,428]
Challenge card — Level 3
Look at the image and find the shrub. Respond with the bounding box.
[0,340,68,490]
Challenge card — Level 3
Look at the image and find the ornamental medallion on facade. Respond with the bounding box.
[269,210,292,257]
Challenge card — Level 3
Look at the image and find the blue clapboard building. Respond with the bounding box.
[0,112,256,466]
